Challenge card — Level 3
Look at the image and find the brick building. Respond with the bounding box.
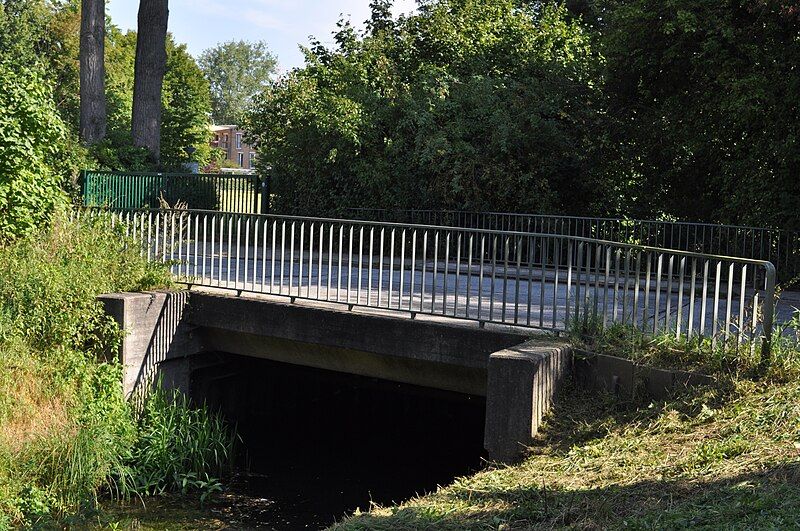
[210,125,257,171]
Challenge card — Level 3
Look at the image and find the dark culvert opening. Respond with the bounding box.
[190,353,487,529]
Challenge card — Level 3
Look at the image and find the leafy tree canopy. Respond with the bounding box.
[246,0,602,216]
[96,27,212,170]
[199,39,278,125]
[597,0,800,228]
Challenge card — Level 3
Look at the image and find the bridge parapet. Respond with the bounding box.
[92,207,776,357]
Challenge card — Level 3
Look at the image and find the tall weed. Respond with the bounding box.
[122,385,236,499]
[0,212,172,526]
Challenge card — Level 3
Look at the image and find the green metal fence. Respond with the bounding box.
[80,170,267,213]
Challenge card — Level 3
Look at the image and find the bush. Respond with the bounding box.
[0,61,70,241]
[245,1,601,217]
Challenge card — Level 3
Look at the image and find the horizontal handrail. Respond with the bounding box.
[108,207,776,267]
[347,207,795,233]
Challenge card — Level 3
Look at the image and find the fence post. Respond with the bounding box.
[760,261,776,371]
[260,168,271,215]
[251,175,260,214]
[78,169,87,205]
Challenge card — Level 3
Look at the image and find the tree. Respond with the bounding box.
[598,0,800,228]
[79,0,106,144]
[160,40,212,168]
[0,62,69,240]
[199,40,277,124]
[131,0,169,164]
[99,27,212,170]
[0,0,88,195]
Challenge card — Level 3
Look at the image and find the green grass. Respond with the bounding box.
[333,377,800,530]
[567,306,800,382]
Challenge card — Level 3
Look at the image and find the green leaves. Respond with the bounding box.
[245,0,602,217]
[0,61,69,241]
[198,40,278,125]
[600,0,800,227]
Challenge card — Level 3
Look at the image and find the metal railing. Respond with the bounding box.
[347,208,799,285]
[81,172,796,285]
[97,208,776,354]
[81,170,267,213]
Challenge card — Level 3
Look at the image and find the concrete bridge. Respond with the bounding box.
[94,210,794,464]
[82,175,795,465]
[100,289,571,463]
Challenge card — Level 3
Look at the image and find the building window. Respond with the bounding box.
[237,152,244,167]
[222,133,229,149]
[236,133,243,149]
[249,152,256,168]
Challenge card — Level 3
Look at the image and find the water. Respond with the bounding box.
[104,356,487,529]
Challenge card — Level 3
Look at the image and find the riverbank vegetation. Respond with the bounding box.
[332,308,800,528]
[0,214,235,527]
[567,310,800,381]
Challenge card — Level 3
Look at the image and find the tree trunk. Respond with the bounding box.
[132,0,169,164]
[79,0,106,144]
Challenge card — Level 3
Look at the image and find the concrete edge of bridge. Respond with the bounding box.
[484,340,572,463]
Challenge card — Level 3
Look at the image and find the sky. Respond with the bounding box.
[106,0,418,73]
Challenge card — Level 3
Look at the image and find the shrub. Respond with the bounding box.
[0,61,70,241]
[0,212,171,525]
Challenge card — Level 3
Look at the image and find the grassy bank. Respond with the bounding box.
[334,320,800,530]
[334,377,800,529]
[0,212,234,528]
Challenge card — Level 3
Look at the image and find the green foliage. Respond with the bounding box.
[161,41,213,169]
[0,0,81,129]
[0,213,236,526]
[0,211,171,351]
[103,28,213,171]
[0,213,172,526]
[246,0,602,216]
[123,385,236,499]
[105,27,138,143]
[0,0,89,202]
[0,61,70,241]
[199,39,278,125]
[597,0,800,228]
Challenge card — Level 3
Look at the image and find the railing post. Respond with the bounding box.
[760,261,776,371]
[79,169,90,206]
